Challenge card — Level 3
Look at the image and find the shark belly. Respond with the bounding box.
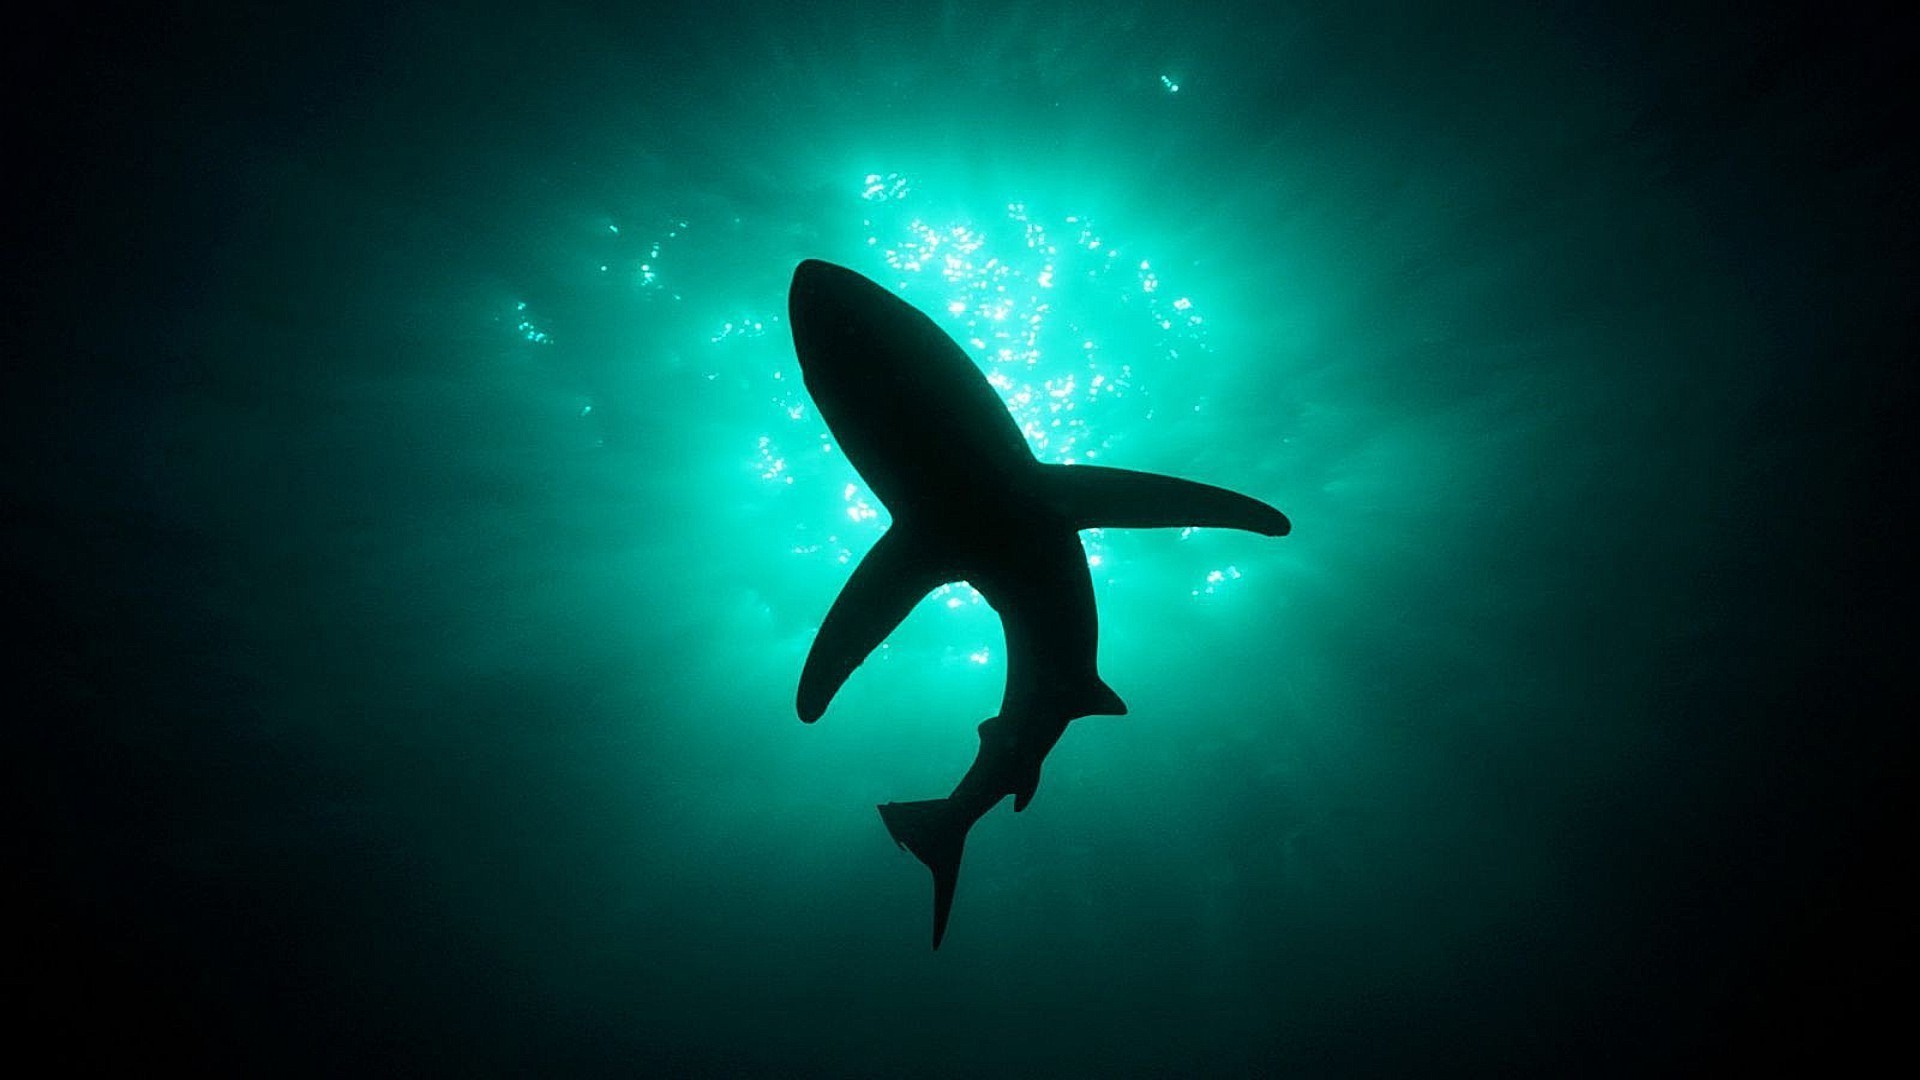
[960,523,1124,721]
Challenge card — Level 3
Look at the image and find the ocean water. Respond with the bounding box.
[18,1,1909,1074]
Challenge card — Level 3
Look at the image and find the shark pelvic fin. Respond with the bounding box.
[1080,677,1128,718]
[1011,765,1043,812]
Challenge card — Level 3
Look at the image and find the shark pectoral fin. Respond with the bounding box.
[1042,463,1291,537]
[878,800,969,949]
[799,527,949,722]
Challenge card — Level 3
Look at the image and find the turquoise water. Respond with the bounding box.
[18,1,1909,1073]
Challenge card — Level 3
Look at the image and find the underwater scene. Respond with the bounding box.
[18,1,1909,1074]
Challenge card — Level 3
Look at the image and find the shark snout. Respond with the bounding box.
[791,258,831,286]
[791,258,853,300]
[789,259,847,333]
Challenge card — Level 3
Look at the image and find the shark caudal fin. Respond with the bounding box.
[878,799,970,949]
[1040,463,1291,537]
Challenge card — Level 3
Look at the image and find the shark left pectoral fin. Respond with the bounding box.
[798,526,950,722]
[1041,463,1290,537]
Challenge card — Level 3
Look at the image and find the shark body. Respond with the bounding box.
[787,258,1289,947]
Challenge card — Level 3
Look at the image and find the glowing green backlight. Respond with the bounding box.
[503,172,1246,647]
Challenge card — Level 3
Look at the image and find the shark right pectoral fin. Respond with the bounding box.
[798,526,950,722]
[1042,463,1291,537]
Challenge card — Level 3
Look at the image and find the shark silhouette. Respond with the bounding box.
[788,258,1289,947]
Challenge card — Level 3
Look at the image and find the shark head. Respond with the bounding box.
[787,259,1037,512]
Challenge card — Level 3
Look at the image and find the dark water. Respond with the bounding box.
[17,2,1910,1073]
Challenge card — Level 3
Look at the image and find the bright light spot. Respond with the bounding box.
[1160,74,1181,93]
[862,172,912,202]
[512,302,552,345]
[1197,565,1245,595]
[969,649,991,665]
[711,317,769,344]
[756,435,789,482]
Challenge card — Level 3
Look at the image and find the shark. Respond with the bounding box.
[787,258,1290,948]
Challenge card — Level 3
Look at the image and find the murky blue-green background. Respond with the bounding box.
[18,1,1908,1073]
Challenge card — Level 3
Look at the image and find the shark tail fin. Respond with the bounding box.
[1042,463,1291,537]
[878,799,969,950]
